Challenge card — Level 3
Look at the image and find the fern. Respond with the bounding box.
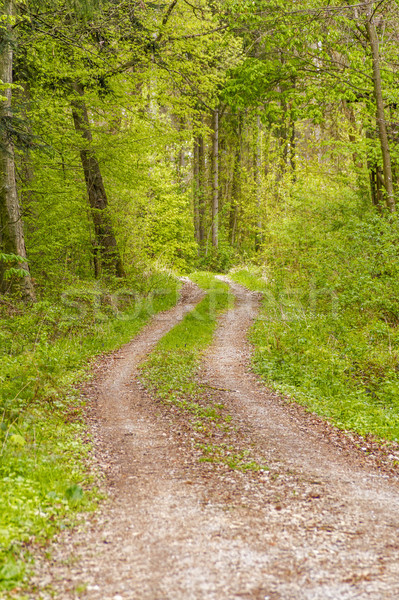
[0,253,29,280]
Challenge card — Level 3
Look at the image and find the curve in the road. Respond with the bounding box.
[31,280,399,600]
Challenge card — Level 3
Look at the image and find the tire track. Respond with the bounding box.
[31,279,399,600]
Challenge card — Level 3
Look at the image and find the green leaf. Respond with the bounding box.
[0,559,24,582]
[65,484,84,502]
[9,434,26,447]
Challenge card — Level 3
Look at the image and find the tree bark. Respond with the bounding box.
[71,81,125,277]
[212,108,219,249]
[342,100,361,168]
[0,0,35,299]
[255,115,262,251]
[229,147,240,247]
[198,133,206,247]
[193,135,200,244]
[289,117,296,178]
[229,116,243,247]
[366,5,395,212]
[365,128,382,210]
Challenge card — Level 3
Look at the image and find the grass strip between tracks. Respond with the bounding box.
[139,272,268,472]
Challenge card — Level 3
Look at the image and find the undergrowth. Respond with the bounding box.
[140,272,267,472]
[230,190,399,442]
[0,271,180,593]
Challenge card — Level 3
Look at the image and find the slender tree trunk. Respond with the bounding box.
[229,148,240,247]
[255,115,262,251]
[230,116,243,247]
[177,116,186,182]
[198,133,206,247]
[17,83,37,232]
[288,81,297,179]
[342,100,361,168]
[71,81,125,277]
[364,128,383,210]
[212,108,219,249]
[193,135,200,244]
[0,0,35,299]
[289,118,296,177]
[366,5,395,212]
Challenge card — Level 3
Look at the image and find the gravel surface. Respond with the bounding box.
[28,280,399,600]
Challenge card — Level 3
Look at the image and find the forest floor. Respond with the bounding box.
[28,280,399,600]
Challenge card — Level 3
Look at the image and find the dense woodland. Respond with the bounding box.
[2,0,399,590]
[1,0,399,286]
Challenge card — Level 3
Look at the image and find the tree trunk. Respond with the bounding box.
[198,133,206,247]
[0,0,35,299]
[212,108,219,249]
[288,81,297,178]
[229,146,240,247]
[230,115,243,247]
[177,116,186,183]
[366,5,395,212]
[17,82,37,232]
[193,135,200,244]
[342,100,361,168]
[255,115,262,251]
[289,117,296,178]
[71,81,125,277]
[365,129,382,210]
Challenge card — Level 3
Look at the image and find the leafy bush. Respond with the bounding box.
[195,238,236,273]
[231,178,399,441]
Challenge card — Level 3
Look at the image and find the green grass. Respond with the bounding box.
[229,267,269,294]
[140,272,267,472]
[140,272,231,404]
[0,272,180,592]
[188,270,221,290]
[230,267,399,442]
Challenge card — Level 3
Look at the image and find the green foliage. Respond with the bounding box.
[196,239,236,273]
[0,254,29,282]
[139,164,198,272]
[0,271,179,590]
[231,180,399,441]
[2,0,399,586]
[4,0,399,590]
[0,254,25,264]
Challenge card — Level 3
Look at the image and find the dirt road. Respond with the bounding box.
[32,280,399,600]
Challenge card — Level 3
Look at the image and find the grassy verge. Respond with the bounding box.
[0,272,180,593]
[230,266,399,443]
[139,272,267,472]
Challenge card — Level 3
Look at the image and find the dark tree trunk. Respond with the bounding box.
[366,5,395,212]
[365,130,382,210]
[71,82,125,278]
[0,0,35,300]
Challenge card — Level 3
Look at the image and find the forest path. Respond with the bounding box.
[33,280,399,600]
